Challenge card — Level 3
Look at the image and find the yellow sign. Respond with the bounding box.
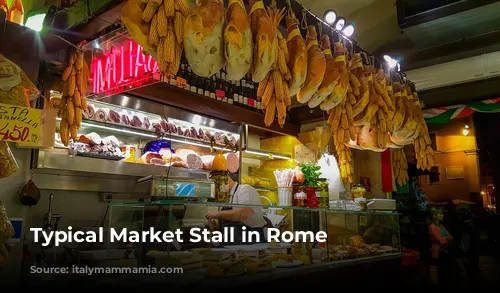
[0,103,41,144]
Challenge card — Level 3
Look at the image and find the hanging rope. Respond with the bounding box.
[300,9,308,29]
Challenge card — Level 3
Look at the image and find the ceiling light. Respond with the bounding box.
[324,10,337,25]
[383,55,392,62]
[25,13,46,32]
[335,17,346,31]
[342,24,355,37]
[462,128,469,136]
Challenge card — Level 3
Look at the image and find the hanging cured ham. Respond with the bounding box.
[308,35,339,108]
[224,0,253,81]
[285,9,307,97]
[249,0,277,82]
[184,0,225,77]
[296,25,326,104]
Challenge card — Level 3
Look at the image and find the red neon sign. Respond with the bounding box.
[91,39,159,95]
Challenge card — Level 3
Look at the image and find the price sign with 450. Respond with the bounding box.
[0,103,41,144]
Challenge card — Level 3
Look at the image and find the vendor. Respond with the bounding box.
[206,174,267,244]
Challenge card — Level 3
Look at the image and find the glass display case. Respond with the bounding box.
[103,201,401,286]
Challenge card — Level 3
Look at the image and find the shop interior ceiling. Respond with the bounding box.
[32,0,500,124]
[292,0,500,123]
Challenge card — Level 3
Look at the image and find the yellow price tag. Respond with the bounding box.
[0,103,41,144]
[359,216,368,227]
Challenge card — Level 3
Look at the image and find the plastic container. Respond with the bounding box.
[306,186,318,208]
[210,171,229,202]
[351,184,367,199]
[317,179,329,208]
[292,183,306,207]
[278,187,292,206]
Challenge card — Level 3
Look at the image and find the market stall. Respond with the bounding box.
[0,0,438,288]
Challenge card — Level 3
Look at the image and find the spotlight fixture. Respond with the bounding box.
[342,24,355,37]
[324,9,337,25]
[462,128,469,136]
[335,17,346,31]
[383,55,399,69]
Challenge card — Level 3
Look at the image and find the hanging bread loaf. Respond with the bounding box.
[59,50,89,146]
[392,148,409,186]
[296,25,326,104]
[224,0,253,81]
[308,35,339,108]
[285,9,307,97]
[184,0,225,77]
[249,0,277,82]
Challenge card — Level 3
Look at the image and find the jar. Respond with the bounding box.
[305,186,318,208]
[351,184,367,199]
[210,171,229,202]
[317,179,329,209]
[292,183,306,207]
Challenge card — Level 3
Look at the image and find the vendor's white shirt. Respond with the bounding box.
[229,183,267,228]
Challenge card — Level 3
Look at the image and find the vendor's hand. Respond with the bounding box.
[206,212,220,220]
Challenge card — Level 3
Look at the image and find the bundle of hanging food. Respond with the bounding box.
[257,0,291,127]
[392,148,409,186]
[413,99,435,171]
[388,83,421,147]
[122,0,190,77]
[59,50,90,146]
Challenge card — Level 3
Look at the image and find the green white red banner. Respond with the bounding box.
[424,98,500,124]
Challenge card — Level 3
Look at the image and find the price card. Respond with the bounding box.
[0,103,41,144]
[176,77,187,88]
[215,89,225,98]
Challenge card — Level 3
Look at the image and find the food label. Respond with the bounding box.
[0,102,41,144]
[216,89,225,98]
[0,57,22,91]
[248,98,255,107]
[176,77,187,88]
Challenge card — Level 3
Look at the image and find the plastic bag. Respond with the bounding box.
[0,142,18,178]
[0,54,40,106]
[0,200,14,242]
[0,54,39,179]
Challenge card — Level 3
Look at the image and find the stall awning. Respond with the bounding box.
[424,97,500,124]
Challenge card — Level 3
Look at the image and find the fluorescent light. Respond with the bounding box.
[164,137,229,151]
[335,18,346,31]
[244,150,291,160]
[342,24,355,37]
[25,13,46,32]
[324,10,337,24]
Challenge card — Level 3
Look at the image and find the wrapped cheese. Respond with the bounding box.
[183,0,225,77]
[320,43,349,111]
[249,0,277,82]
[285,10,307,97]
[297,25,326,104]
[224,0,253,81]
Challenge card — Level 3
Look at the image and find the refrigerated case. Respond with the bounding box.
[31,94,242,195]
[104,201,401,286]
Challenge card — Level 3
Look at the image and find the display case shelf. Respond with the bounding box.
[107,199,399,215]
[61,117,237,151]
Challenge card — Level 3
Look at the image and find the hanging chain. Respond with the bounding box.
[318,22,322,37]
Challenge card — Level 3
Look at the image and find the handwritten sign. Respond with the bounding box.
[0,103,41,144]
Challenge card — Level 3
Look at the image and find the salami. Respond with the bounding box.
[224,152,239,173]
[108,109,121,123]
[200,155,214,170]
[186,154,203,169]
[121,112,131,125]
[160,121,168,132]
[143,117,151,130]
[131,115,142,127]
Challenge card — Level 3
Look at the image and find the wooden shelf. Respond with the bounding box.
[129,82,301,137]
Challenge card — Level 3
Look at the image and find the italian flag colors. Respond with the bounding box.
[424,98,500,124]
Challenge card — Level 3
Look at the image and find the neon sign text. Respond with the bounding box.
[91,39,158,95]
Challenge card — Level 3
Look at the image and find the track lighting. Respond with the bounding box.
[324,9,337,25]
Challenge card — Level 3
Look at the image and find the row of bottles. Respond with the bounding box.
[0,0,24,25]
[166,58,263,112]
